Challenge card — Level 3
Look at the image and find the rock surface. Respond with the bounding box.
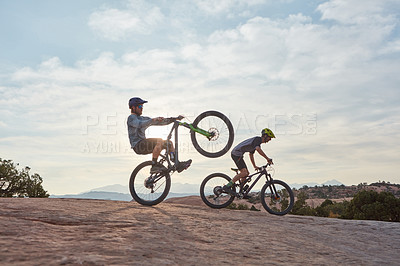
[1,198,399,265]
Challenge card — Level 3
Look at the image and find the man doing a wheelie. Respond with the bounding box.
[127,97,192,173]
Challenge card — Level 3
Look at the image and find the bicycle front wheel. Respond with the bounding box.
[191,110,234,158]
[200,173,235,208]
[260,180,294,215]
[129,161,171,206]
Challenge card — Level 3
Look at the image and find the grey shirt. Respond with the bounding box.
[231,136,262,157]
[127,114,174,149]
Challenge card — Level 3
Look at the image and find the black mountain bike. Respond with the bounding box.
[130,110,234,206]
[200,163,294,215]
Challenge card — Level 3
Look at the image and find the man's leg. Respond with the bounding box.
[162,140,192,173]
[151,139,163,164]
[152,139,177,162]
[232,168,249,184]
[223,155,248,194]
[134,139,166,173]
[147,138,168,173]
[149,138,191,173]
[223,168,248,196]
[165,140,176,162]
[225,168,248,189]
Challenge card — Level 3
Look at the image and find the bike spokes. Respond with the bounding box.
[136,173,167,201]
[200,173,235,209]
[261,180,294,215]
[191,111,234,158]
[196,117,228,149]
[144,174,166,193]
[129,161,171,205]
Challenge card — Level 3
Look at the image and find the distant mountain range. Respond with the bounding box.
[50,180,344,201]
[51,191,133,201]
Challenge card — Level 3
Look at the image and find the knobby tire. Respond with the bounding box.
[129,161,171,206]
[260,179,294,215]
[191,110,234,158]
[200,173,235,208]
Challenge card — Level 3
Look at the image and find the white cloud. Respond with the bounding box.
[88,1,164,41]
[88,8,140,41]
[195,0,266,15]
[10,5,400,126]
[379,39,400,54]
[2,0,400,193]
[87,0,269,43]
[317,0,398,25]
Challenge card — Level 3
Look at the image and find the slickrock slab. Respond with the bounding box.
[1,198,399,265]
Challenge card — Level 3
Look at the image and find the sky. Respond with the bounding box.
[1,0,400,195]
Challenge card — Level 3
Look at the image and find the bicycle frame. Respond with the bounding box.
[131,110,235,206]
[160,120,213,167]
[236,165,274,197]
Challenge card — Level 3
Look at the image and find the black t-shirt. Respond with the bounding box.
[231,136,262,157]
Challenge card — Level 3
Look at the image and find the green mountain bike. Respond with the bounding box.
[130,110,234,206]
[200,163,294,215]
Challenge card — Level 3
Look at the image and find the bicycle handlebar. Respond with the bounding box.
[167,115,185,121]
[257,163,273,172]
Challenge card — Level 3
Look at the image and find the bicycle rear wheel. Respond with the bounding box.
[260,180,294,215]
[129,161,171,206]
[191,110,234,158]
[200,173,235,208]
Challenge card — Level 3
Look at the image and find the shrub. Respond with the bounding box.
[247,192,261,204]
[227,202,250,210]
[290,191,317,216]
[343,190,400,222]
[315,199,348,218]
[0,158,49,198]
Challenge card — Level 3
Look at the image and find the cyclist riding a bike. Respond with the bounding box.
[223,128,275,195]
[127,97,192,173]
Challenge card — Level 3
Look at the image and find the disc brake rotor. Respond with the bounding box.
[208,128,219,141]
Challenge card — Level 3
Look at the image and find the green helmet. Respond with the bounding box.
[261,128,275,138]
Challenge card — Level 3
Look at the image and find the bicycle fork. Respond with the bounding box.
[266,181,281,201]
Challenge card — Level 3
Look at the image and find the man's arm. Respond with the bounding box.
[249,152,258,170]
[151,116,184,126]
[128,115,151,129]
[255,146,273,164]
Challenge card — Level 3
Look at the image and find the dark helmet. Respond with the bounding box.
[261,128,276,138]
[128,97,148,108]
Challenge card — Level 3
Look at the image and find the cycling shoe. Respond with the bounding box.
[176,159,192,173]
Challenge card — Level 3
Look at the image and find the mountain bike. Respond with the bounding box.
[130,110,234,206]
[200,163,294,215]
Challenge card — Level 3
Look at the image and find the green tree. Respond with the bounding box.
[320,199,334,208]
[314,199,349,218]
[343,190,400,222]
[315,199,333,217]
[0,158,49,198]
[291,191,316,216]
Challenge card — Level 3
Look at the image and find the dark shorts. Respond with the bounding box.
[231,154,247,170]
[133,138,169,155]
